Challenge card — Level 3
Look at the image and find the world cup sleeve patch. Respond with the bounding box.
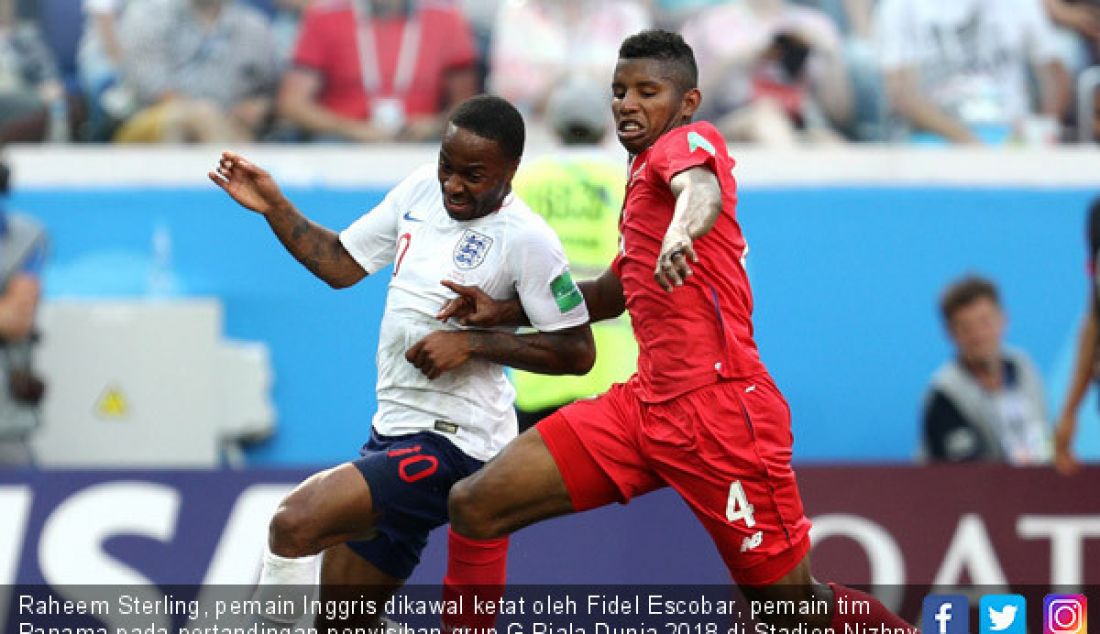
[550,269,583,313]
[687,131,716,156]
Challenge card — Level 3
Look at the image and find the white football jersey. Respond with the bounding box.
[339,164,589,461]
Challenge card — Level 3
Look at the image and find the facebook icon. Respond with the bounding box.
[923,595,970,634]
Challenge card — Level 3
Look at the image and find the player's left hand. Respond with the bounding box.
[405,331,472,379]
[655,226,698,292]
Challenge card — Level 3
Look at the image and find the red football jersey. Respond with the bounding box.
[613,121,767,402]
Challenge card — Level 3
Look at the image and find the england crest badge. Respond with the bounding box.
[453,230,494,269]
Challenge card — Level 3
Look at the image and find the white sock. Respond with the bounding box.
[253,547,318,624]
[384,617,412,634]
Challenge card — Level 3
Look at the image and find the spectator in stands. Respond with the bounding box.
[650,0,719,30]
[509,78,637,430]
[272,0,311,65]
[455,0,501,91]
[681,0,853,145]
[277,0,478,143]
[487,0,651,120]
[0,0,70,143]
[807,0,885,141]
[0,158,47,467]
[875,0,1072,144]
[113,0,278,143]
[1043,0,1099,66]
[922,276,1051,465]
[77,0,128,140]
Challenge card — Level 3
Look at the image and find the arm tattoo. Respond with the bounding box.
[266,205,361,287]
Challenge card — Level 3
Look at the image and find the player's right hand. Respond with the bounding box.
[208,151,287,215]
[436,280,510,327]
[406,331,472,379]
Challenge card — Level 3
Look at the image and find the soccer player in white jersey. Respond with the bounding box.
[209,95,595,630]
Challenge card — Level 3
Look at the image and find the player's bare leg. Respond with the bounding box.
[255,463,382,627]
[316,543,404,630]
[269,463,382,557]
[448,426,574,540]
[741,554,913,632]
[738,556,833,629]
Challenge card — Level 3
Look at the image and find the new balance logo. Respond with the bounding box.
[740,531,763,552]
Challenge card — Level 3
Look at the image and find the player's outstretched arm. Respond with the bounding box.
[1054,291,1099,475]
[406,325,595,380]
[655,166,723,292]
[437,267,625,327]
[209,151,366,289]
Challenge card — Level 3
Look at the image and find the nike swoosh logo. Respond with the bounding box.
[403,211,422,222]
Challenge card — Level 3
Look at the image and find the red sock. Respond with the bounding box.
[829,583,916,632]
[441,528,508,633]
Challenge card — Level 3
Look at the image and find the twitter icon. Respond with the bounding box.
[982,595,1027,634]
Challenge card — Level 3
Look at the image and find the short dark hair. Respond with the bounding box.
[940,275,1000,323]
[618,29,698,93]
[448,95,525,162]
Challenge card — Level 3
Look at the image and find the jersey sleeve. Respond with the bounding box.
[509,218,590,332]
[650,123,726,186]
[338,166,425,275]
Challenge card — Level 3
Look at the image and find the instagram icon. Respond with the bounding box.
[1045,595,1088,634]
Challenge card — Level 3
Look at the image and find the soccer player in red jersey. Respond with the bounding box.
[440,30,914,630]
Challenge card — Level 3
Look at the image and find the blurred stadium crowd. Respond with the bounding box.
[1,0,1099,146]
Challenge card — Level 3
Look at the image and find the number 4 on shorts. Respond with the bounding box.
[725,480,756,527]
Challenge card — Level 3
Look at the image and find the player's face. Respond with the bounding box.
[438,124,518,222]
[611,58,700,155]
[948,297,1005,366]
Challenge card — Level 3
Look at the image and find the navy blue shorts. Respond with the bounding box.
[347,430,484,579]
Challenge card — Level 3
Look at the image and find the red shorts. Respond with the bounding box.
[538,375,811,585]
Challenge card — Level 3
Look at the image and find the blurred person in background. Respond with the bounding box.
[277,0,478,143]
[681,0,854,145]
[922,275,1051,464]
[800,0,886,141]
[1044,0,1099,65]
[455,0,502,91]
[1053,196,1100,474]
[272,0,312,65]
[509,78,637,430]
[77,0,128,141]
[487,0,651,122]
[113,0,278,143]
[649,0,720,31]
[0,158,47,467]
[874,0,1071,145]
[0,0,71,143]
